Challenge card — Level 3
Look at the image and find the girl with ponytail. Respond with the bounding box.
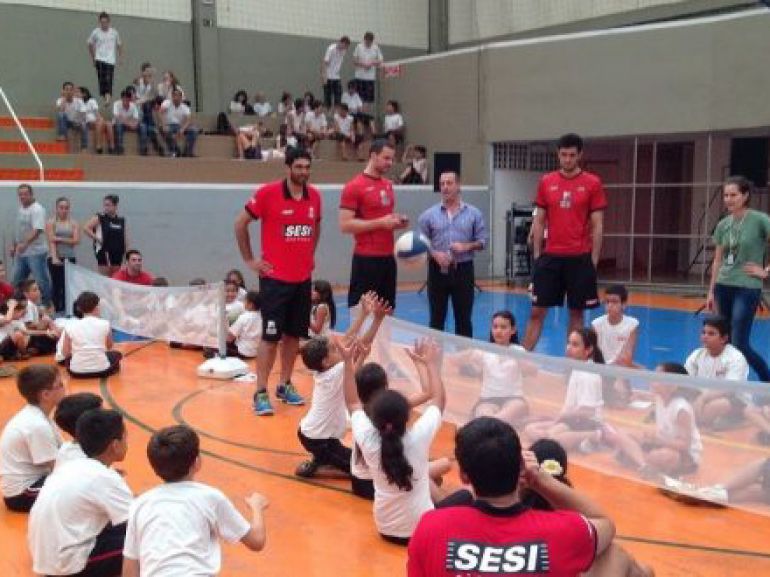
[341,336,446,545]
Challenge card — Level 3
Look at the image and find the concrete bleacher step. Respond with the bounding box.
[0,140,68,154]
[0,154,82,169]
[0,126,59,142]
[0,116,54,130]
[0,168,83,181]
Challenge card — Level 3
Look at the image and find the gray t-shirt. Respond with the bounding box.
[15,201,48,256]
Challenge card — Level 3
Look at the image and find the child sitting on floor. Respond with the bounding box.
[122,425,268,577]
[53,392,104,466]
[20,279,60,355]
[62,291,123,378]
[224,280,245,324]
[0,364,64,512]
[226,290,262,358]
[0,297,31,360]
[309,279,336,337]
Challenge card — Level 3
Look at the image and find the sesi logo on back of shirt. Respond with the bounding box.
[447,540,549,573]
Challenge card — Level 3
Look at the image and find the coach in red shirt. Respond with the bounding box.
[110,249,154,285]
[235,147,321,416]
[523,133,607,351]
[407,417,614,577]
[339,138,409,309]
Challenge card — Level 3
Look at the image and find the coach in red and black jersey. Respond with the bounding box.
[235,147,321,416]
[523,133,607,351]
[407,417,615,577]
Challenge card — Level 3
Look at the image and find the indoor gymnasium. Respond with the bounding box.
[1,1,770,576]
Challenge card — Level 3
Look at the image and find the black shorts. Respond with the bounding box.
[3,475,46,512]
[348,254,397,309]
[531,253,599,310]
[297,429,351,474]
[0,336,18,359]
[95,248,124,267]
[260,277,312,342]
[351,475,374,500]
[355,79,375,103]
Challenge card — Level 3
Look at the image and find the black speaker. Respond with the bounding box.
[433,152,462,192]
[730,138,769,188]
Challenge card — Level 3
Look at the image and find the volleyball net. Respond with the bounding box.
[64,262,225,350]
[368,315,770,517]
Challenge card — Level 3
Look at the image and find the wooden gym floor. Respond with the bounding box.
[1,290,769,576]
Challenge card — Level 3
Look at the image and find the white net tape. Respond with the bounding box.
[64,262,224,349]
[370,316,770,515]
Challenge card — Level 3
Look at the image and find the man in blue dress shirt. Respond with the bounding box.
[418,171,487,337]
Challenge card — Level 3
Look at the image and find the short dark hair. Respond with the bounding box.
[414,145,427,157]
[386,100,400,112]
[285,146,312,167]
[301,338,330,372]
[604,284,628,303]
[17,365,59,405]
[141,62,153,72]
[148,425,200,482]
[703,316,730,338]
[76,409,125,458]
[355,362,389,404]
[19,279,38,294]
[120,88,133,99]
[347,80,357,90]
[125,249,142,260]
[103,194,119,205]
[456,417,522,498]
[98,11,110,20]
[62,81,74,90]
[340,35,351,45]
[339,103,349,112]
[245,290,261,310]
[54,393,103,437]
[75,291,100,314]
[557,133,583,152]
[369,138,394,157]
[17,183,33,195]
[364,31,374,41]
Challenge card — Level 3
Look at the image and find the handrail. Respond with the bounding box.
[0,86,44,182]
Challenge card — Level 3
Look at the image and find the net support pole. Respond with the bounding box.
[217,282,227,358]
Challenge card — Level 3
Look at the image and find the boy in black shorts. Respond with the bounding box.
[524,133,607,351]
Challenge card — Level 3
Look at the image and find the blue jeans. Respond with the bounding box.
[714,283,770,382]
[56,112,87,149]
[12,252,52,307]
[164,123,198,157]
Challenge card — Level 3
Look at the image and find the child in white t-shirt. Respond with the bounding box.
[343,334,447,543]
[227,290,262,359]
[122,425,267,577]
[53,392,103,467]
[309,279,335,337]
[63,291,123,378]
[524,328,605,452]
[78,85,115,154]
[464,311,531,425]
[28,408,132,577]
[0,365,64,512]
[381,100,404,148]
[0,297,31,360]
[591,284,639,408]
[20,279,59,356]
[224,280,245,324]
[296,291,389,479]
[608,363,702,477]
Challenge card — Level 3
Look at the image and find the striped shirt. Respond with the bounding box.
[418,202,487,264]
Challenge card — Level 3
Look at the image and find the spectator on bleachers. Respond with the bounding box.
[133,66,163,156]
[322,36,350,109]
[78,86,113,154]
[277,92,293,117]
[87,11,122,105]
[160,87,198,158]
[236,122,262,160]
[353,32,383,114]
[398,145,428,184]
[286,98,306,147]
[134,62,156,111]
[382,100,404,148]
[332,104,356,160]
[112,88,141,155]
[55,81,87,151]
[305,101,328,154]
[342,80,364,116]
[252,92,272,117]
[230,90,252,115]
[303,91,316,113]
[157,70,183,102]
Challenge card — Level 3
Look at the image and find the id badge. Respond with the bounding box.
[726,253,735,266]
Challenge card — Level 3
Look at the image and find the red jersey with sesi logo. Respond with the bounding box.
[535,170,607,256]
[340,173,396,256]
[407,503,596,577]
[245,179,322,283]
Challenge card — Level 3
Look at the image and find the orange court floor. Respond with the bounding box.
[1,289,770,577]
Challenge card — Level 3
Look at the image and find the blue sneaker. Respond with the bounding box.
[252,391,274,416]
[276,382,305,406]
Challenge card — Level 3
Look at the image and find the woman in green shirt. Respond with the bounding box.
[707,176,770,381]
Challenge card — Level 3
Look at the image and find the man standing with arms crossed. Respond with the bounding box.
[523,133,606,351]
[339,139,409,311]
[235,148,321,416]
[418,171,487,338]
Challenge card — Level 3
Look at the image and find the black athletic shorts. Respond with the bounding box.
[356,79,375,103]
[531,253,599,310]
[348,254,397,309]
[259,277,311,342]
[95,248,124,267]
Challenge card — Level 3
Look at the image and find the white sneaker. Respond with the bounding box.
[694,485,728,505]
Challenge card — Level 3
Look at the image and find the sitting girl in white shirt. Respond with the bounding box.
[63,291,122,378]
[309,280,335,337]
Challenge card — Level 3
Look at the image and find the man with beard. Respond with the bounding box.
[235,148,322,416]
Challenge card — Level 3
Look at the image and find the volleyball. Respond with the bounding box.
[394,231,431,268]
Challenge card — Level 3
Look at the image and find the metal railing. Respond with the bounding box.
[0,86,44,181]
